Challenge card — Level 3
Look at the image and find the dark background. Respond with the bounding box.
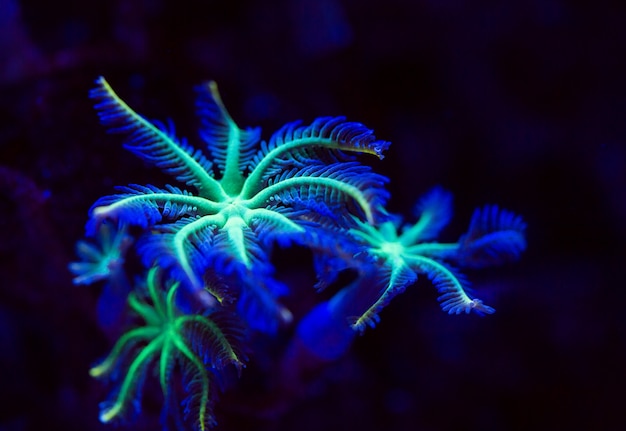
[1,0,625,430]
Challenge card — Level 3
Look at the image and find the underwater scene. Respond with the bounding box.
[0,1,624,430]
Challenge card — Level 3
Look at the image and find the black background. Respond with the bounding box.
[1,1,625,430]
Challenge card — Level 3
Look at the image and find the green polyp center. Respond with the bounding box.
[220,177,244,200]
[163,317,175,330]
[380,241,405,258]
[221,199,248,219]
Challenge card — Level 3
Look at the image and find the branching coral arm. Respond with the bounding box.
[91,77,226,201]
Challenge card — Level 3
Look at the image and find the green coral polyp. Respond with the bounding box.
[69,221,132,285]
[348,187,526,332]
[87,77,390,292]
[90,267,243,430]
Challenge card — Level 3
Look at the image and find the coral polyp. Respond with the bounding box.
[72,77,526,429]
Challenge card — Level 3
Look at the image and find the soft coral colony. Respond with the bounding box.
[70,76,526,430]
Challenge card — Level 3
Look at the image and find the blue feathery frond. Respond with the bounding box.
[407,186,453,242]
[135,217,216,290]
[264,162,390,226]
[408,256,494,315]
[178,358,217,431]
[258,116,389,164]
[90,77,218,197]
[310,226,365,291]
[350,261,418,332]
[86,184,199,235]
[183,310,247,371]
[249,205,312,248]
[195,81,261,181]
[242,116,390,198]
[456,205,527,268]
[177,310,245,431]
[206,227,274,276]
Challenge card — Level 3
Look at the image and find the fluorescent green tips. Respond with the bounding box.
[89,363,108,378]
[99,403,123,423]
[207,81,223,108]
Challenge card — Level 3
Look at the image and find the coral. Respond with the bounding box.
[69,219,132,286]
[73,77,526,429]
[346,187,527,332]
[87,77,389,322]
[89,267,244,431]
